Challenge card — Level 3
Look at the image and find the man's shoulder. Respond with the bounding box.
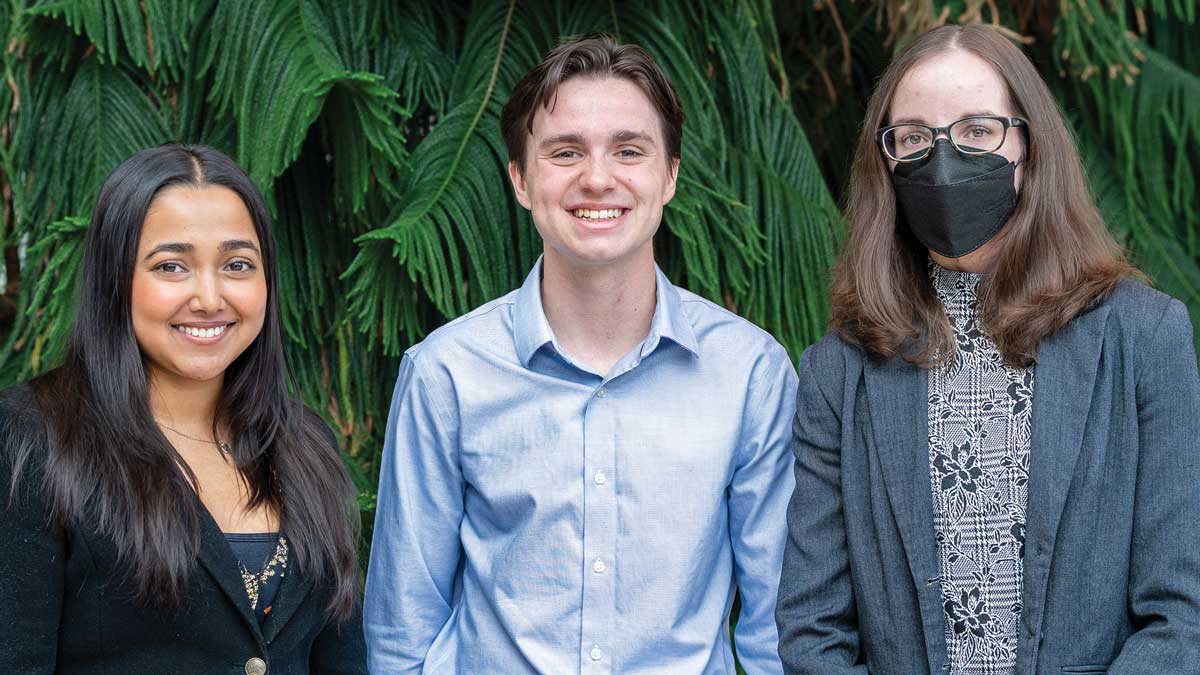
[404,289,521,365]
[672,286,790,361]
[398,288,525,386]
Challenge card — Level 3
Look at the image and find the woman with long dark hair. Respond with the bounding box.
[775,25,1200,674]
[0,144,366,674]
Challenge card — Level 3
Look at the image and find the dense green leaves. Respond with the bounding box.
[0,0,1196,507]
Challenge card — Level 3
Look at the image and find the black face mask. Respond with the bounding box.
[891,139,1018,259]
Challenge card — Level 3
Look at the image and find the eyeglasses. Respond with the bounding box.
[876,116,1027,162]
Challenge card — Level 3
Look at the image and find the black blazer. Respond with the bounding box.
[0,386,367,675]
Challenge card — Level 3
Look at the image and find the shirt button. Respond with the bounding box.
[244,657,267,675]
[596,387,607,398]
[593,470,607,485]
[590,645,603,661]
[593,559,606,574]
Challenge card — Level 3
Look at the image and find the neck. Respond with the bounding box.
[147,368,224,432]
[540,248,658,375]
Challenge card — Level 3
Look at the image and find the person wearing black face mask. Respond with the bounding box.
[775,24,1200,675]
[887,118,1025,259]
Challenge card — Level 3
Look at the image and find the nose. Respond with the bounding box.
[578,155,616,192]
[188,271,226,314]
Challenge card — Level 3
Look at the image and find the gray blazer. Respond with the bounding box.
[775,279,1200,675]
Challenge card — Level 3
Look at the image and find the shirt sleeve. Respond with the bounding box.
[1109,299,1200,673]
[363,353,464,674]
[727,341,798,675]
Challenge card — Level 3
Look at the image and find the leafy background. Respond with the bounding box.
[0,0,1196,551]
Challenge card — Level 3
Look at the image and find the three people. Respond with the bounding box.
[363,35,797,673]
[2,25,1198,675]
[0,145,367,673]
[775,24,1200,674]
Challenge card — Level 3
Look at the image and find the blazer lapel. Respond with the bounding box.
[1021,303,1109,628]
[864,356,944,653]
[260,544,314,642]
[194,500,266,644]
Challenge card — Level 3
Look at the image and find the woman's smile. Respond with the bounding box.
[172,320,237,344]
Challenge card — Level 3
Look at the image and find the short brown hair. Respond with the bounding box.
[501,34,684,174]
[832,24,1137,368]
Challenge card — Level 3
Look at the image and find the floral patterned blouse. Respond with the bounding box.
[928,262,1032,675]
[225,533,289,624]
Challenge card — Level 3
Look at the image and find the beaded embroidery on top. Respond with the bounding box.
[238,536,288,612]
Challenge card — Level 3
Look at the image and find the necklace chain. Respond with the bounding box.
[156,419,233,454]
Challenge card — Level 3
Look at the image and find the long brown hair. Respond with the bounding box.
[831,24,1136,367]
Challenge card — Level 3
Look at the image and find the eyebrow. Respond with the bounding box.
[538,130,658,150]
[891,111,1002,125]
[539,133,584,149]
[611,130,656,145]
[142,239,260,261]
[219,239,260,254]
[143,242,192,260]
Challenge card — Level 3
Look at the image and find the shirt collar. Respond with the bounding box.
[513,258,557,367]
[512,257,701,368]
[647,263,701,357]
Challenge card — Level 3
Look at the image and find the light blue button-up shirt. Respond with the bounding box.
[364,259,797,674]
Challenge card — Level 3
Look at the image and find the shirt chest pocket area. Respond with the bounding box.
[458,400,739,510]
[458,404,583,507]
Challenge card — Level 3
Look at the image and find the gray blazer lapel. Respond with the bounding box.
[1020,303,1109,640]
[194,502,266,644]
[864,355,945,658]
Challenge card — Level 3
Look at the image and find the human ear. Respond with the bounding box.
[508,160,532,210]
[662,157,679,206]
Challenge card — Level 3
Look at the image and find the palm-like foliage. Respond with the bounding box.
[0,1,1196,530]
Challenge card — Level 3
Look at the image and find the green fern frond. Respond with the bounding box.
[198,0,406,195]
[346,0,526,355]
[26,0,208,76]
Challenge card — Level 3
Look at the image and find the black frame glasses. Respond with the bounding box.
[876,116,1028,162]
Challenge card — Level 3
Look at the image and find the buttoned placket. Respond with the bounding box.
[578,344,652,673]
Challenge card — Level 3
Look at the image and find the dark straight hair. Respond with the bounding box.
[10,143,359,620]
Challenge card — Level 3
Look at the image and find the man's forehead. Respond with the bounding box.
[528,76,662,141]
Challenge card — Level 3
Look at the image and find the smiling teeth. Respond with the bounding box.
[573,208,622,220]
[178,325,227,339]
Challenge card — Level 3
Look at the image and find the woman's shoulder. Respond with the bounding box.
[1103,277,1179,314]
[0,382,45,449]
[0,383,52,502]
[0,381,35,414]
[801,331,872,371]
[1097,278,1191,340]
[795,331,873,401]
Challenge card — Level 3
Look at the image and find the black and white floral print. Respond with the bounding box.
[928,262,1033,675]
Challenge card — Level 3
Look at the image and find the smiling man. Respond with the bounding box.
[364,35,797,674]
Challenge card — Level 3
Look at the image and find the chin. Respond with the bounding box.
[170,361,235,385]
[559,239,648,267]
